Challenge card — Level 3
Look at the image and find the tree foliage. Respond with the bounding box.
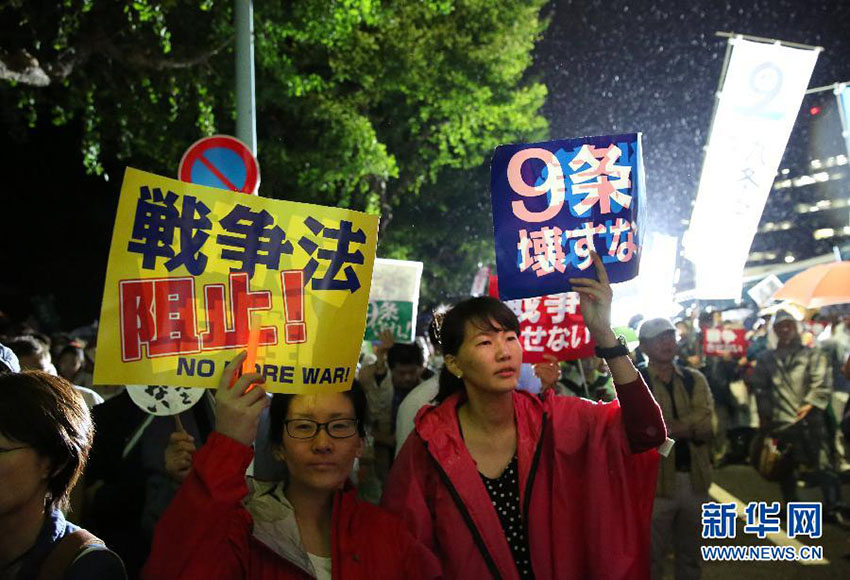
[1,0,549,303]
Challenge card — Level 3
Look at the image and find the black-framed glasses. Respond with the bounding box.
[283,419,359,439]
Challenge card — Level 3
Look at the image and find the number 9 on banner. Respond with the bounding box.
[507,148,565,223]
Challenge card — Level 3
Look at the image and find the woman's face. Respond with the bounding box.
[447,319,522,395]
[275,393,362,493]
[0,434,50,518]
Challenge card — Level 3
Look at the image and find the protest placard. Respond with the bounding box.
[94,168,379,393]
[126,385,206,416]
[490,133,646,301]
[364,258,423,342]
[470,265,490,297]
[489,275,594,363]
[703,327,748,357]
[747,274,783,308]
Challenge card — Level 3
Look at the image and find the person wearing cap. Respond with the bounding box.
[749,309,846,526]
[638,318,714,580]
[0,343,21,375]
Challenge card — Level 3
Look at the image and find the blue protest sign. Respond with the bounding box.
[490,133,646,301]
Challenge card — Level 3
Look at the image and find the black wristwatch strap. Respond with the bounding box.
[594,335,629,359]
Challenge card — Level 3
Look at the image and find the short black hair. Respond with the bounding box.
[435,297,520,403]
[0,371,93,512]
[7,335,49,359]
[58,344,84,362]
[387,343,425,369]
[268,380,368,446]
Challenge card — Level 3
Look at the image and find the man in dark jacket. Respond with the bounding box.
[750,309,846,526]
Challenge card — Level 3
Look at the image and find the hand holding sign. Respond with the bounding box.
[164,431,196,483]
[571,251,639,384]
[569,251,613,338]
[215,351,268,446]
[534,354,562,393]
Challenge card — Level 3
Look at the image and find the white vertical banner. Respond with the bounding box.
[684,37,820,299]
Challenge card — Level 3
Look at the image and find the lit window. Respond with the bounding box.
[793,175,816,187]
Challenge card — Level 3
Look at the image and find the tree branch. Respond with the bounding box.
[0,48,72,87]
[0,34,230,87]
[100,36,232,71]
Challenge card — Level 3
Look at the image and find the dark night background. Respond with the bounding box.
[2,0,850,331]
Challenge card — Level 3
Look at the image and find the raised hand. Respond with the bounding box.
[568,250,612,339]
[376,328,395,358]
[534,354,562,393]
[165,431,196,483]
[373,328,395,375]
[214,351,268,446]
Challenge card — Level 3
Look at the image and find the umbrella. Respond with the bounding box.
[771,261,850,309]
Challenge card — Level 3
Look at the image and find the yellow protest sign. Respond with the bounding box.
[94,168,379,393]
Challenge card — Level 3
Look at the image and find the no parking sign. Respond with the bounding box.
[178,135,260,194]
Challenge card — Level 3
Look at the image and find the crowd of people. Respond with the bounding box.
[2,251,849,579]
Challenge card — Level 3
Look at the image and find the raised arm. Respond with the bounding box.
[143,354,268,579]
[569,251,666,452]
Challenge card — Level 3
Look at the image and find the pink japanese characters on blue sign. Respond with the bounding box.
[490,133,646,301]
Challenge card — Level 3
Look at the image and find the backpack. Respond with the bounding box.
[37,529,105,580]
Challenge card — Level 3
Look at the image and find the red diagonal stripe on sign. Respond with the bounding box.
[198,153,239,191]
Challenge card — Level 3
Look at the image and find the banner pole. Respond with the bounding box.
[714,31,823,52]
[832,83,850,163]
[235,0,257,155]
[577,360,590,399]
[805,82,838,95]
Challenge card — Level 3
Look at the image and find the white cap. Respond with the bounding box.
[638,318,676,342]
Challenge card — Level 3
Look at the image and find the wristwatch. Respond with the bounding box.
[594,334,629,360]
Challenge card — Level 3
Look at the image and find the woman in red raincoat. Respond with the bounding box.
[144,353,440,579]
[382,252,667,579]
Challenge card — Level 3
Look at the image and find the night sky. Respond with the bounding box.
[2,0,850,330]
[537,0,850,237]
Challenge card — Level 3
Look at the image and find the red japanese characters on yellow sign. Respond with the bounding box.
[94,168,379,393]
